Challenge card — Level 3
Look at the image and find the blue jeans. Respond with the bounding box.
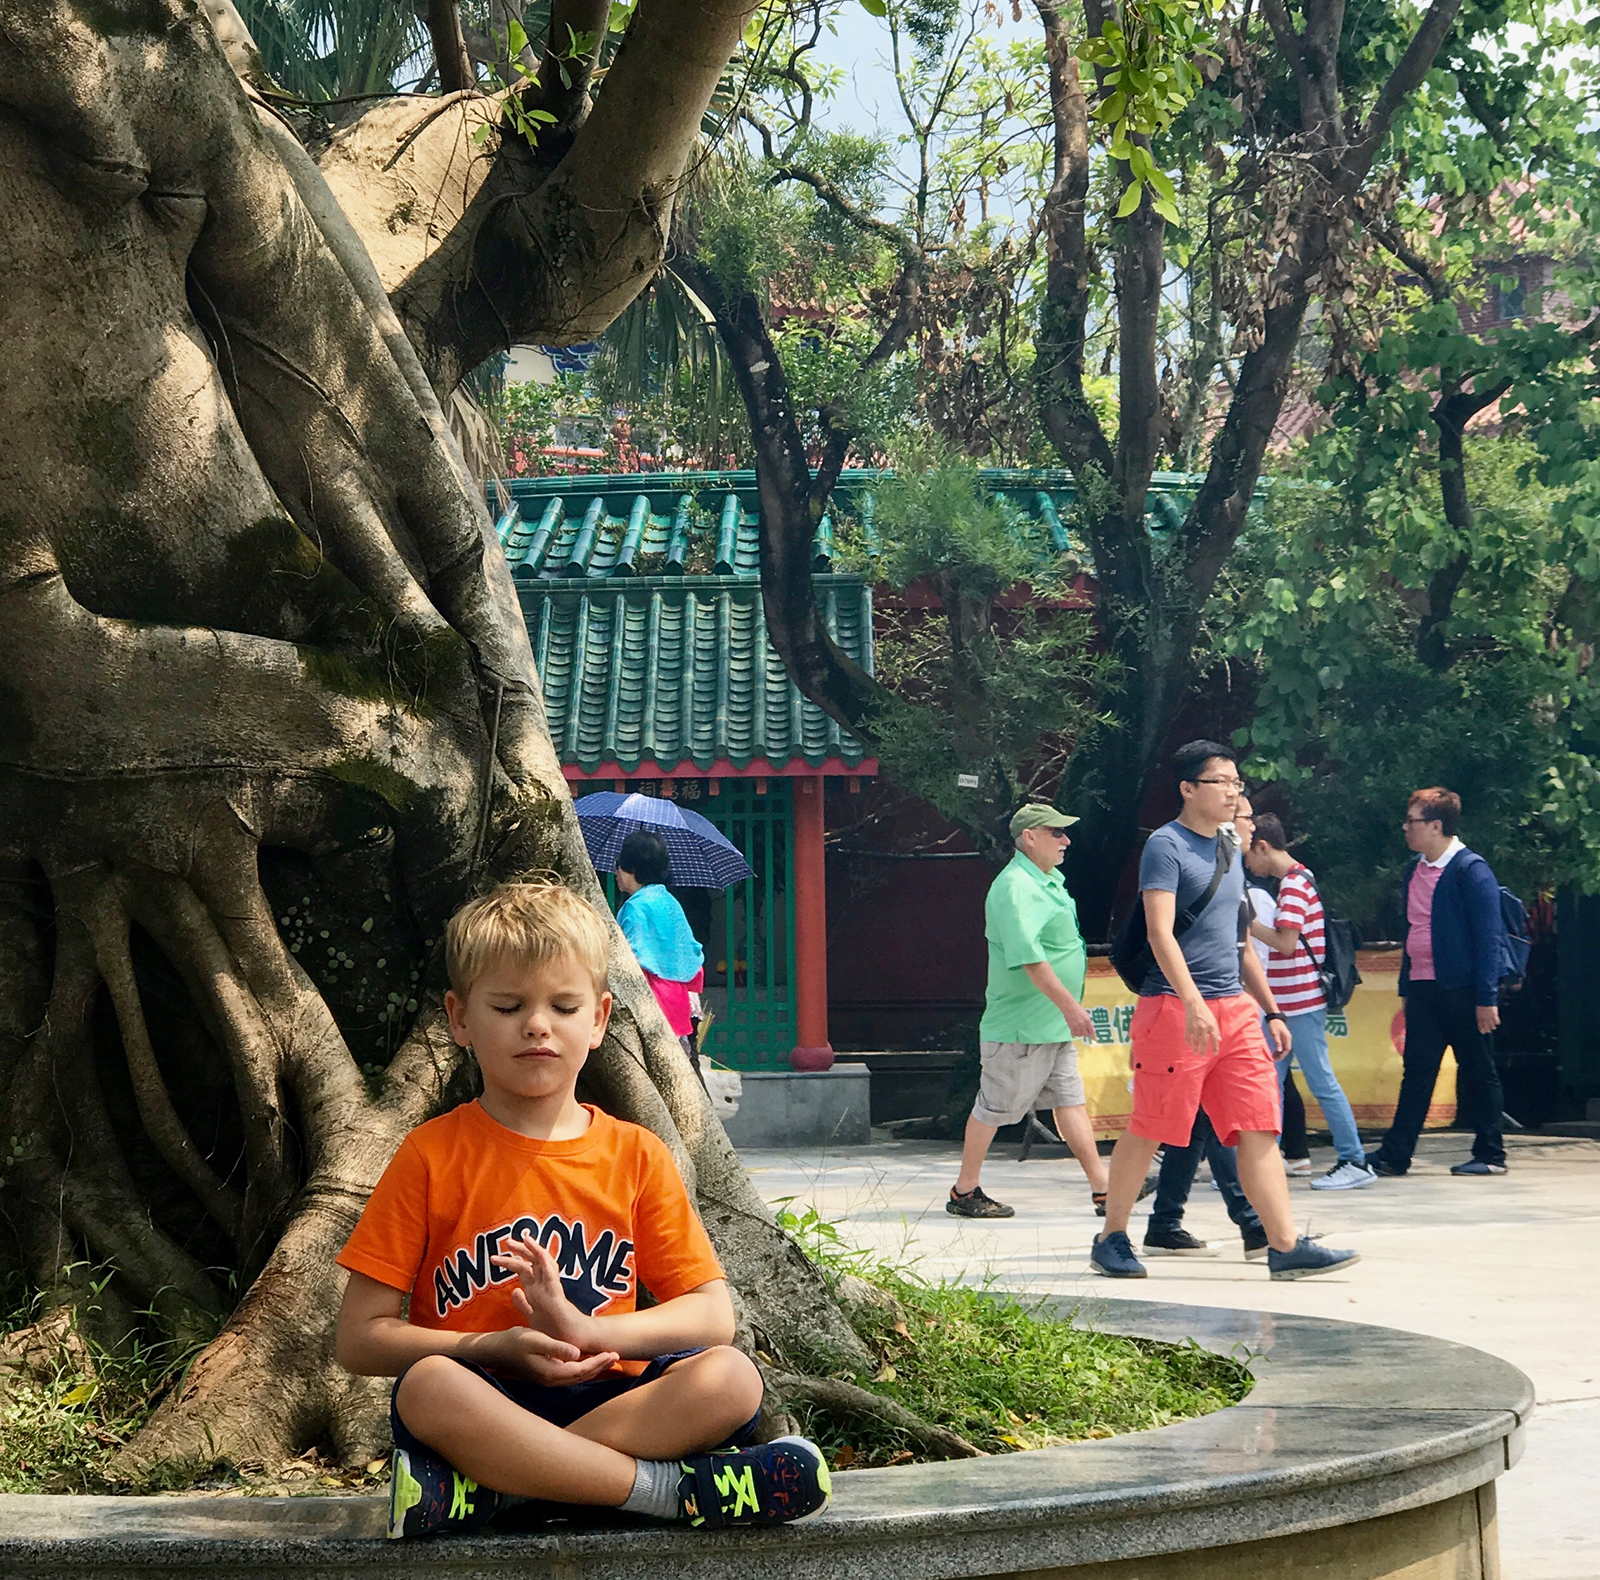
[1276,1008,1363,1163]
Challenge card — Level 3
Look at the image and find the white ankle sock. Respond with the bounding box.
[620,1456,682,1520]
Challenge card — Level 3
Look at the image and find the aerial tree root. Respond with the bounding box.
[771,1373,985,1461]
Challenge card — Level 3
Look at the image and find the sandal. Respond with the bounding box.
[946,1185,1016,1219]
[1092,1172,1160,1218]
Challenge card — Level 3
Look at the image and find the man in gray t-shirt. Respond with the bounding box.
[1089,740,1359,1286]
[1137,820,1247,999]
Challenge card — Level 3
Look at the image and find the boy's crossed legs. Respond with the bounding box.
[390,1344,829,1537]
[396,1345,760,1507]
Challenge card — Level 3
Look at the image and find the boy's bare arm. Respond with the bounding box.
[335,1269,621,1381]
[494,1235,736,1359]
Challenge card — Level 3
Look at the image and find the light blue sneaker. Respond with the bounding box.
[1090,1230,1147,1279]
[1310,1160,1377,1191]
[1267,1235,1360,1281]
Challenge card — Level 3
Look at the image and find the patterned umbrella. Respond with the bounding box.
[574,792,754,888]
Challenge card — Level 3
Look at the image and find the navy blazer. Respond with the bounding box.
[1397,847,1505,1008]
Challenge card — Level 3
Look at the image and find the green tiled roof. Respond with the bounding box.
[494,468,1202,582]
[495,468,1206,775]
[523,575,872,774]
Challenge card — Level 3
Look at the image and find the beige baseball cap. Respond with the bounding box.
[1009,802,1080,837]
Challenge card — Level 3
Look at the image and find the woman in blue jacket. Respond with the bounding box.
[614,830,706,1079]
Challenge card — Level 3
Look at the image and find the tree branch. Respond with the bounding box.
[537,0,611,128]
[393,0,758,391]
[1257,0,1313,108]
[1416,372,1511,669]
[1033,1,1115,483]
[675,257,886,738]
[1113,168,1165,522]
[426,0,475,94]
[1367,220,1448,303]
[1345,0,1463,181]
[768,158,923,273]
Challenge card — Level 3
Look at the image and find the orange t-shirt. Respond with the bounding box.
[337,1101,723,1374]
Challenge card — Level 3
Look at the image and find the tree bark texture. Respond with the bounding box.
[1033,0,1463,932]
[0,0,862,1476]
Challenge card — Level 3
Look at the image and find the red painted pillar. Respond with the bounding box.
[790,776,834,1071]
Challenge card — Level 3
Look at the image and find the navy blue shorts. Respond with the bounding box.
[390,1347,762,1459]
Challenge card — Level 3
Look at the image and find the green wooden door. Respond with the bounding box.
[697,781,796,1070]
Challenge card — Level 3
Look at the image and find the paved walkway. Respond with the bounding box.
[737,1129,1600,1580]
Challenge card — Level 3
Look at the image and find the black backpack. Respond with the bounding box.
[1283,865,1362,1012]
[1301,915,1363,1012]
[1110,833,1235,995]
[1498,887,1531,991]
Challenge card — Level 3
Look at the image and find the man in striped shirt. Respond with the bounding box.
[1246,816,1375,1191]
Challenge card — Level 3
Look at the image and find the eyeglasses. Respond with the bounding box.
[1193,777,1244,791]
[1400,816,1434,827]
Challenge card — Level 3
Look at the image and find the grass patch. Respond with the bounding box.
[0,1274,388,1496]
[777,1205,1253,1469]
[0,1276,192,1494]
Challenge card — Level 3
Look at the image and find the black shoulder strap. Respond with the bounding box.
[1175,831,1233,940]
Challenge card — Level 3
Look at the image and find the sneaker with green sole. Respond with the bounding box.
[387,1445,504,1540]
[678,1436,831,1528]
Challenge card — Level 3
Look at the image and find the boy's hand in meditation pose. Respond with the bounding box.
[492,1232,598,1354]
[333,883,830,1540]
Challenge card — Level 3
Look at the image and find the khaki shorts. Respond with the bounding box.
[972,1040,1085,1127]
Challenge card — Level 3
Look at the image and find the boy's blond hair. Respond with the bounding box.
[445,882,610,998]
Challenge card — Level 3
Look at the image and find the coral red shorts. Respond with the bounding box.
[1127,993,1282,1147]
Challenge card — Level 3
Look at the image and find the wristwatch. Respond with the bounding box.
[1264,1011,1287,1023]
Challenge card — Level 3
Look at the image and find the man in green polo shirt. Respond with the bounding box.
[947,803,1112,1218]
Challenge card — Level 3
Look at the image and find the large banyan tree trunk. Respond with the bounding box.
[0,0,863,1474]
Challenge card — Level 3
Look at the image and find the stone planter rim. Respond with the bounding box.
[0,1296,1533,1579]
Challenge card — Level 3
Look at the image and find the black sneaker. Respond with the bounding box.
[1364,1151,1406,1177]
[1242,1226,1269,1261]
[678,1436,831,1527]
[1089,1230,1147,1278]
[947,1185,1015,1218]
[1450,1159,1508,1176]
[1092,1172,1159,1217]
[387,1445,504,1540]
[1142,1227,1219,1257]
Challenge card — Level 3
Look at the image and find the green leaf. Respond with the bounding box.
[1147,166,1177,202]
[1128,144,1154,180]
[1152,195,1181,225]
[1116,180,1144,217]
[859,0,889,13]
[506,17,528,56]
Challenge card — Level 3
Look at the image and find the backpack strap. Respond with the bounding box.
[1287,868,1325,971]
[1175,829,1234,939]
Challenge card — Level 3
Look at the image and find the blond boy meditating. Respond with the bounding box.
[334,882,829,1538]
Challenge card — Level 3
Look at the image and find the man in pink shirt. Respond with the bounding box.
[1367,788,1510,1177]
